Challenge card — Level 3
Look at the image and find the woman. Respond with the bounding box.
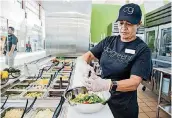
[80,3,152,118]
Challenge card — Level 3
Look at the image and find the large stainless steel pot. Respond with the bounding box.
[64,86,111,114]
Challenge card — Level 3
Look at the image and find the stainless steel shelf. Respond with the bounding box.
[156,69,171,118]
[158,104,171,116]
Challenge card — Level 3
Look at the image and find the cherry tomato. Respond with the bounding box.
[83,101,89,104]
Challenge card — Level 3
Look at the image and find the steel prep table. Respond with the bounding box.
[155,67,171,118]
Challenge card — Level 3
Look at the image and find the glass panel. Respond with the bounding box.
[26,25,43,52]
[26,1,39,17]
[0,17,8,56]
[159,28,171,57]
[147,30,156,53]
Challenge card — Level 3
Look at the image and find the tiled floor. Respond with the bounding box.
[138,85,171,118]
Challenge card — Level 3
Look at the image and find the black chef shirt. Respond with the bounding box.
[90,35,152,112]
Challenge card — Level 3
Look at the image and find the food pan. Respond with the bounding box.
[9,84,30,90]
[45,90,64,98]
[28,107,55,118]
[1,91,23,99]
[22,91,45,99]
[0,107,25,118]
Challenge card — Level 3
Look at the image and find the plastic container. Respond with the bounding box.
[162,78,170,95]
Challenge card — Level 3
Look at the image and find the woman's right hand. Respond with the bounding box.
[84,73,112,92]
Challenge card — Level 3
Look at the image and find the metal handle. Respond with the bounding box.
[21,99,29,118]
[52,96,65,118]
[47,74,53,88]
[1,95,8,109]
[36,68,44,80]
[52,62,73,118]
[59,77,63,89]
[25,97,37,114]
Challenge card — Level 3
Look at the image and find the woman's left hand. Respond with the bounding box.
[84,74,112,92]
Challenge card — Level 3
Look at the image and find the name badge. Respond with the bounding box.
[125,49,135,54]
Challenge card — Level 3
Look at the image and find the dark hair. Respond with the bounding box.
[9,27,15,32]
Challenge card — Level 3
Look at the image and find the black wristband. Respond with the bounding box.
[112,81,118,91]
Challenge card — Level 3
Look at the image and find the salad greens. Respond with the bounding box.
[70,93,104,104]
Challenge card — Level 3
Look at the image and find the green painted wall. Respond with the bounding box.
[90,4,146,43]
[140,4,146,24]
[90,4,121,43]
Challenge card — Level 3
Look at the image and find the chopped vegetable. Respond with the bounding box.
[20,80,35,84]
[35,79,49,85]
[30,85,46,90]
[25,92,43,98]
[34,109,53,118]
[12,85,28,89]
[3,109,23,118]
[70,93,104,104]
[3,92,21,98]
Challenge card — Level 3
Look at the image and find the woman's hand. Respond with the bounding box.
[84,74,112,92]
[75,56,94,77]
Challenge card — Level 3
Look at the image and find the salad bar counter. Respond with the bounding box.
[0,57,75,118]
[1,56,114,118]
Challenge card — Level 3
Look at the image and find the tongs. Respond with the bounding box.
[21,97,37,118]
[1,95,9,110]
[25,97,37,114]
[52,96,65,118]
[52,65,72,118]
[36,68,44,80]
[47,74,54,88]
[21,99,28,118]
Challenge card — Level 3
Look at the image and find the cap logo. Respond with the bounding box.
[123,7,134,14]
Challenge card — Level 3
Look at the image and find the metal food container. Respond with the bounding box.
[0,107,25,118]
[1,91,24,99]
[8,84,30,91]
[55,79,69,83]
[61,70,71,73]
[42,73,54,77]
[53,83,68,89]
[52,77,69,89]
[26,77,37,79]
[45,90,64,98]
[41,74,51,78]
[42,71,54,76]
[58,72,70,75]
[41,77,50,79]
[50,70,57,73]
[22,91,46,99]
[28,85,47,90]
[32,79,49,86]
[56,75,69,81]
[64,87,111,114]
[26,107,55,118]
[18,80,36,85]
